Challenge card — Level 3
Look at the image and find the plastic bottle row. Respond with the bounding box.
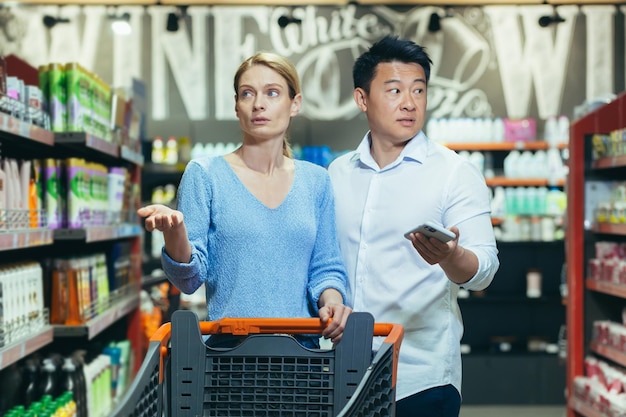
[150,138,341,169]
[3,391,76,417]
[502,149,567,182]
[491,186,566,218]
[456,149,567,183]
[0,262,46,347]
[0,342,132,417]
[0,157,134,231]
[49,244,133,327]
[426,116,569,145]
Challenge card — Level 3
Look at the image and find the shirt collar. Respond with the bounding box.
[350,130,430,170]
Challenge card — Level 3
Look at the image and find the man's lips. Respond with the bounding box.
[398,118,415,126]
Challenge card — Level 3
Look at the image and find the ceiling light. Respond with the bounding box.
[110,12,131,36]
[277,15,302,28]
[428,9,453,33]
[166,6,188,33]
[166,12,179,32]
[538,13,566,27]
[42,15,70,29]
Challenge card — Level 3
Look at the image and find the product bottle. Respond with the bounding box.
[61,356,83,417]
[71,351,88,417]
[39,358,58,398]
[151,136,164,164]
[21,358,40,407]
[164,136,178,165]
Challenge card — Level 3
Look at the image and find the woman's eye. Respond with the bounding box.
[268,90,279,97]
[241,90,253,98]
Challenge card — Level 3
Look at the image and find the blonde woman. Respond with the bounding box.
[138,52,351,347]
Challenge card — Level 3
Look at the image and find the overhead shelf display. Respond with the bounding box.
[0,326,54,371]
[53,293,140,340]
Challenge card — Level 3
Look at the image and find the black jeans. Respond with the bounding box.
[395,384,461,417]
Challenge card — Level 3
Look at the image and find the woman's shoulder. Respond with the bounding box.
[183,155,228,174]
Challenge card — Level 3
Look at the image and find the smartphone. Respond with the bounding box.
[404,221,456,242]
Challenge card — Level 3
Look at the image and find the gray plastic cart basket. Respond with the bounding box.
[110,310,404,417]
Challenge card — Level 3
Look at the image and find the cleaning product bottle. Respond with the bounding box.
[21,358,40,407]
[40,358,58,398]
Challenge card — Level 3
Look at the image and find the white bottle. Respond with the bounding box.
[504,150,521,178]
[518,151,533,179]
[546,148,565,184]
[204,143,215,157]
[213,142,226,156]
[151,136,164,164]
[544,116,558,147]
[483,152,495,179]
[191,143,205,160]
[532,150,548,179]
[491,186,506,219]
[164,136,178,165]
[492,118,505,142]
[558,115,570,145]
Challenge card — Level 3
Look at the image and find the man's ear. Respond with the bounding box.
[353,88,368,112]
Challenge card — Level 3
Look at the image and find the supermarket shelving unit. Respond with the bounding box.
[566,91,626,417]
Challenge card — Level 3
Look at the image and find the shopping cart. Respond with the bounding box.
[110,310,404,417]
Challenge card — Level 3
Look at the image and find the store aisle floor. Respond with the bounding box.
[459,405,566,417]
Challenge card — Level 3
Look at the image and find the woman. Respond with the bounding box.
[137,52,351,346]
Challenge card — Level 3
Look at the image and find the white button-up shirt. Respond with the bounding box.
[328,131,499,400]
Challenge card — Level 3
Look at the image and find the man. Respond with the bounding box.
[328,35,499,417]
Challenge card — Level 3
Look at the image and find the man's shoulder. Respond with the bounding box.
[328,151,357,173]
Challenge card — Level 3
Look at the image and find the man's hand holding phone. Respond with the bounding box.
[404,221,456,243]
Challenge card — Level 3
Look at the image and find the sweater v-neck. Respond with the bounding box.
[218,156,297,210]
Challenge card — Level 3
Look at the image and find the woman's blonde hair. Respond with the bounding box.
[234,52,301,158]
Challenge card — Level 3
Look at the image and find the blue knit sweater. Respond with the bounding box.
[161,156,349,321]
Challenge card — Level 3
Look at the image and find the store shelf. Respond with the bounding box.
[0,229,53,251]
[143,163,185,174]
[121,145,145,167]
[0,326,54,370]
[590,341,626,368]
[586,279,626,299]
[591,154,626,170]
[444,141,568,151]
[53,224,142,243]
[458,295,563,304]
[566,91,626,417]
[0,112,54,146]
[53,293,140,339]
[591,222,626,236]
[55,131,120,160]
[485,177,566,187]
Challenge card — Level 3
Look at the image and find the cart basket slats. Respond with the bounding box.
[110,311,404,417]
